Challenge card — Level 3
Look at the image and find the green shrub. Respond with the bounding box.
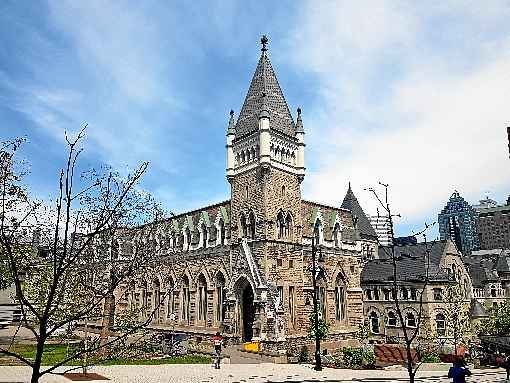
[342,347,375,368]
[420,351,441,363]
[298,346,309,363]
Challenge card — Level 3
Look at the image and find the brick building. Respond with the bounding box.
[114,37,374,353]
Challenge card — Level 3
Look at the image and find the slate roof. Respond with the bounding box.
[341,184,377,239]
[235,40,295,138]
[363,240,451,283]
[464,249,510,287]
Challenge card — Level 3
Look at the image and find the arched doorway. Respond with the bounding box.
[242,284,254,341]
[234,277,255,342]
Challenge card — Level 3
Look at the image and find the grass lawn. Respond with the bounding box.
[0,344,211,366]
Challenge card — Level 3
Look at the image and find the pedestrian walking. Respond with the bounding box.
[212,332,223,369]
[448,357,471,383]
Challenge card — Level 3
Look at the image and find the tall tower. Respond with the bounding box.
[226,36,305,243]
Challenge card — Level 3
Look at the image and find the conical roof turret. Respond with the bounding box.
[235,36,295,137]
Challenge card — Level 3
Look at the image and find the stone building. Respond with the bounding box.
[360,240,472,342]
[115,37,369,353]
[464,249,510,310]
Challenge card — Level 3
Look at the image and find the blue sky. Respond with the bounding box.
[1,1,510,237]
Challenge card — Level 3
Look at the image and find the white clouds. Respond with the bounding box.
[290,1,510,232]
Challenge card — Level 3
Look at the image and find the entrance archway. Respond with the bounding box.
[242,284,254,341]
[234,277,255,342]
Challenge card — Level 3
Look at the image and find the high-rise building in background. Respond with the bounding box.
[368,214,392,247]
[438,191,479,255]
[474,197,510,250]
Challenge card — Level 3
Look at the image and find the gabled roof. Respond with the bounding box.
[235,37,295,138]
[341,184,377,239]
[363,240,452,283]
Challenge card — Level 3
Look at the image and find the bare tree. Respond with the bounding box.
[367,182,437,383]
[0,131,169,383]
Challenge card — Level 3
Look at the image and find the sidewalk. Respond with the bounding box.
[0,364,506,383]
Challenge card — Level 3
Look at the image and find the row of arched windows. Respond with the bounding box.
[276,211,293,240]
[270,144,296,165]
[369,311,417,334]
[129,272,227,327]
[240,211,256,239]
[312,219,342,247]
[235,145,259,167]
[166,218,227,252]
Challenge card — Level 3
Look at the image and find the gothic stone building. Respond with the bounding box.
[116,38,375,353]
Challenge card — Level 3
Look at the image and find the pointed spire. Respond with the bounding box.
[235,36,295,137]
[261,35,269,52]
[295,107,304,133]
[227,110,236,135]
[341,183,377,239]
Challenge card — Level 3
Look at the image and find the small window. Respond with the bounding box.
[410,288,417,301]
[406,313,416,328]
[373,289,380,301]
[401,287,409,300]
[281,185,286,196]
[387,311,397,327]
[367,289,373,301]
[436,313,445,336]
[289,259,294,268]
[370,312,380,334]
[383,289,390,301]
[277,258,283,267]
[433,288,443,301]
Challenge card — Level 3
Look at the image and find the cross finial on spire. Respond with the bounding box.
[261,35,269,52]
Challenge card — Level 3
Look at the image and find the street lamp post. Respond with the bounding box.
[311,235,322,371]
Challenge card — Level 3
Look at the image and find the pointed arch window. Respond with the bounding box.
[201,223,208,248]
[197,274,207,324]
[181,275,190,324]
[370,311,380,334]
[314,219,323,245]
[333,223,341,247]
[240,214,247,238]
[184,228,191,251]
[216,272,226,323]
[277,212,285,239]
[285,213,293,240]
[218,218,225,245]
[167,277,175,319]
[334,274,346,321]
[248,211,256,239]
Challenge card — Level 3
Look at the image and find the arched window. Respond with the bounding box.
[333,223,341,247]
[197,274,207,324]
[281,185,286,196]
[406,312,416,328]
[314,219,323,245]
[370,312,379,334]
[218,218,225,245]
[250,147,255,161]
[387,311,397,326]
[245,185,249,199]
[334,274,346,321]
[201,223,208,248]
[153,279,161,321]
[181,275,190,324]
[435,313,445,336]
[216,272,226,323]
[316,273,327,321]
[240,214,247,238]
[167,277,175,319]
[241,151,246,163]
[285,213,293,240]
[401,287,409,300]
[277,212,285,239]
[184,227,191,251]
[248,211,256,239]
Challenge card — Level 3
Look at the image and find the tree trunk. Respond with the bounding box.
[30,339,45,383]
[406,343,415,383]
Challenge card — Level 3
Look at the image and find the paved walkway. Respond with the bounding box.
[0,365,507,383]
